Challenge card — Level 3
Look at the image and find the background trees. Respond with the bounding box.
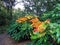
[22,0,60,16]
[0,0,60,44]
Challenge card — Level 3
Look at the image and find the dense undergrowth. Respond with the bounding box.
[7,3,60,45]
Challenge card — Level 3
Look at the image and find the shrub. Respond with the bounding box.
[7,15,49,41]
[48,23,60,43]
[40,3,60,24]
[7,15,60,45]
[7,21,33,41]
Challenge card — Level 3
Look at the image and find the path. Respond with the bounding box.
[0,33,30,45]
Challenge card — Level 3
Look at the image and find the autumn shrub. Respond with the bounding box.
[7,15,35,41]
[7,15,50,41]
[7,13,60,45]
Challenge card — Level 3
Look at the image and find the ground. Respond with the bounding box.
[0,33,31,45]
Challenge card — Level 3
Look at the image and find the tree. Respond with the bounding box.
[40,3,60,23]
[22,0,59,16]
[1,0,16,19]
[0,0,16,25]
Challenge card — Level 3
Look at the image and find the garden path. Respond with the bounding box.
[0,33,30,45]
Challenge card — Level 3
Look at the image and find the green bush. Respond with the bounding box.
[7,21,33,41]
[48,23,60,43]
[7,15,60,45]
[40,3,60,23]
[7,3,60,45]
[27,23,60,45]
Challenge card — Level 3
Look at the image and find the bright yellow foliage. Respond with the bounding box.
[25,15,33,19]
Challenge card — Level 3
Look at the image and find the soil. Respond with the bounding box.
[0,33,31,45]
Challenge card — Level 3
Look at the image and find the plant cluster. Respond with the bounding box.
[7,3,60,45]
[8,15,60,45]
[40,3,60,24]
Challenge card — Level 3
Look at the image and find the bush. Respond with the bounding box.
[7,21,33,41]
[40,3,60,23]
[27,23,60,45]
[48,23,60,43]
[7,14,60,45]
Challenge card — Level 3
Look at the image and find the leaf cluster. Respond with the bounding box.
[7,21,33,41]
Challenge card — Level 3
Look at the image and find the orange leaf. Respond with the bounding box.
[29,18,39,23]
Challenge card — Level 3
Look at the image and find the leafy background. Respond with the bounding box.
[0,0,60,45]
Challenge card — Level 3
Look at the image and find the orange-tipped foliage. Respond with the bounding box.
[29,18,39,23]
[16,15,50,33]
[16,17,28,23]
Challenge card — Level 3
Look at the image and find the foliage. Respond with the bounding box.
[30,23,60,45]
[7,15,49,40]
[22,0,59,15]
[0,5,8,25]
[29,3,60,45]
[7,15,38,41]
[29,35,53,45]
[7,14,60,45]
[0,0,12,33]
[48,23,60,43]
[0,0,14,26]
[7,20,33,41]
[12,9,26,20]
[30,19,50,39]
[40,3,60,23]
[5,1,60,45]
